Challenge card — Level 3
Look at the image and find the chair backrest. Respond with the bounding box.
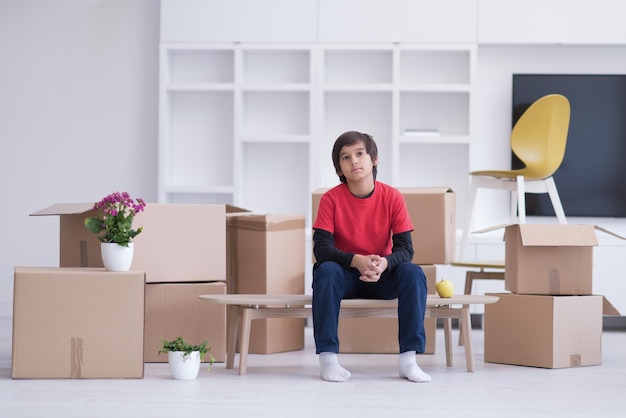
[510,94,571,180]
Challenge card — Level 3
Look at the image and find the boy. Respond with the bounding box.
[312,130,431,383]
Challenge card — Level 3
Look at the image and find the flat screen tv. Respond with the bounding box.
[512,74,626,218]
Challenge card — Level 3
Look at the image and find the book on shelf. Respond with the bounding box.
[403,129,441,137]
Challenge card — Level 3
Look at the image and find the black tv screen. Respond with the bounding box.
[512,74,626,218]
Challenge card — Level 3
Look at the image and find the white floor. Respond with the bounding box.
[1,317,625,418]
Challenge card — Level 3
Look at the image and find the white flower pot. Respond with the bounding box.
[168,351,201,380]
[100,242,134,272]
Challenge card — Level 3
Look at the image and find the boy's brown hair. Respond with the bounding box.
[331,131,379,184]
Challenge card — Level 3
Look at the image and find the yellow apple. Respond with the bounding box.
[435,279,454,298]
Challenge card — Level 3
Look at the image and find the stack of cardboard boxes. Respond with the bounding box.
[312,187,456,354]
[13,203,239,379]
[484,224,622,368]
[227,213,307,354]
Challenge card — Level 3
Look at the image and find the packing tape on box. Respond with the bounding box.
[70,337,84,378]
[80,241,88,268]
[549,268,560,294]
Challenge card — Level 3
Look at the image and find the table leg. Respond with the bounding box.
[443,317,453,367]
[460,306,474,372]
[238,307,252,375]
[225,305,239,370]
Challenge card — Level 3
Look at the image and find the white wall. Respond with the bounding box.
[0,0,160,317]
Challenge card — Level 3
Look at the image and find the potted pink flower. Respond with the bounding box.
[84,191,146,271]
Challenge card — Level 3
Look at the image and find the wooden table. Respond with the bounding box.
[199,294,499,375]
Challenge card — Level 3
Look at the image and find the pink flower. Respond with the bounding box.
[84,191,146,246]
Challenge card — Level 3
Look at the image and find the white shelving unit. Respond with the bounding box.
[159,44,316,219]
[159,43,475,227]
[319,44,475,223]
[394,45,475,221]
[159,45,236,204]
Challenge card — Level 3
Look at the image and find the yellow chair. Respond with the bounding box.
[458,94,571,261]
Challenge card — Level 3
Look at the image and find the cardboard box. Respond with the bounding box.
[484,293,603,369]
[479,224,623,295]
[398,187,456,265]
[228,214,306,354]
[12,267,145,379]
[31,203,245,283]
[312,187,455,265]
[337,265,437,354]
[144,282,226,363]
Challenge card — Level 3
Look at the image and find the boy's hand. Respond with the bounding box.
[353,254,387,282]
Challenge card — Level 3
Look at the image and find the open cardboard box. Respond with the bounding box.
[31,202,248,283]
[475,224,625,296]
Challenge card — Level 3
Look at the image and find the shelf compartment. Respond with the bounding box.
[400,49,471,85]
[242,91,310,136]
[242,50,310,84]
[323,91,393,186]
[167,49,234,84]
[400,91,469,136]
[397,142,469,226]
[324,50,393,84]
[241,142,310,216]
[165,91,234,188]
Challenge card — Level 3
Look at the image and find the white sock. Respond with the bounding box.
[319,352,351,382]
[399,351,431,383]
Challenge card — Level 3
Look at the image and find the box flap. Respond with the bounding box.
[594,225,626,240]
[225,205,250,214]
[30,203,94,216]
[473,223,510,234]
[603,296,621,316]
[229,214,305,231]
[475,223,626,243]
[518,224,598,247]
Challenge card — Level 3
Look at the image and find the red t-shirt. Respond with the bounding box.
[313,182,413,256]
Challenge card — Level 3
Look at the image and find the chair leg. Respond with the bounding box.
[516,175,526,224]
[458,177,478,261]
[545,176,567,224]
[510,183,518,223]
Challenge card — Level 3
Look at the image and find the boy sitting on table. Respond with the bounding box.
[312,130,431,383]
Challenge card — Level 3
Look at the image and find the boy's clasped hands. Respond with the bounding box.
[352,254,388,282]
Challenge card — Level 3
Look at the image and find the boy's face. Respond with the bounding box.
[338,141,377,184]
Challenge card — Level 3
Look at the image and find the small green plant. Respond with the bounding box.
[159,337,216,370]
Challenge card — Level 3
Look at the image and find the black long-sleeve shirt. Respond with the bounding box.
[313,228,415,272]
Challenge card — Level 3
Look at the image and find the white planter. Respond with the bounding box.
[167,351,201,380]
[100,242,134,272]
